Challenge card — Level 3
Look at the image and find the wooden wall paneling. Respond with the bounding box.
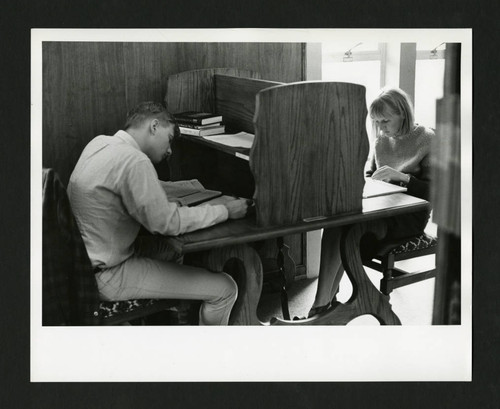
[229,43,304,82]
[166,68,217,114]
[214,75,281,133]
[171,42,210,72]
[171,43,304,83]
[165,68,260,115]
[251,82,369,226]
[88,43,129,135]
[43,42,307,185]
[123,42,178,109]
[254,43,305,82]
[43,42,127,186]
[42,42,64,174]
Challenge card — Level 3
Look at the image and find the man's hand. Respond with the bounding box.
[224,198,249,219]
[372,165,408,184]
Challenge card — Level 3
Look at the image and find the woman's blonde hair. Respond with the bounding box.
[369,87,415,136]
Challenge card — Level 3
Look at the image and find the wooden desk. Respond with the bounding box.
[165,71,423,325]
[166,193,429,325]
[166,72,373,285]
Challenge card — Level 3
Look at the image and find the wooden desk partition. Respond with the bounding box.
[251,82,369,226]
[165,68,261,115]
[214,74,282,132]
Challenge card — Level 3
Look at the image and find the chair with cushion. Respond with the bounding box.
[363,232,438,295]
[42,168,197,326]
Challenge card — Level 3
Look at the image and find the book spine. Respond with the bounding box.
[177,122,221,129]
[179,127,202,136]
[201,126,225,136]
[180,126,225,136]
[175,117,202,124]
[174,115,222,125]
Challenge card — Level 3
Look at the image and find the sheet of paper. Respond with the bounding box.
[363,178,407,198]
[201,131,255,148]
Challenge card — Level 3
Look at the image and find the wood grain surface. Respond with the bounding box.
[165,68,260,115]
[251,82,370,226]
[42,42,304,185]
[214,75,282,132]
[166,193,429,254]
[270,220,402,325]
[43,42,128,186]
[199,244,264,325]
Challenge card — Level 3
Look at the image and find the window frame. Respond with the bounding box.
[324,43,387,88]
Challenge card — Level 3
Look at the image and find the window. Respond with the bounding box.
[322,41,446,131]
[322,42,384,140]
[415,42,446,129]
[322,42,383,106]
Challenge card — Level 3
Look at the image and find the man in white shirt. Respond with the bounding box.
[68,102,248,325]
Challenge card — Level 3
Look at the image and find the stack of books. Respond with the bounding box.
[174,111,225,136]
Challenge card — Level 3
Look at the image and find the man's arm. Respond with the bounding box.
[120,159,237,236]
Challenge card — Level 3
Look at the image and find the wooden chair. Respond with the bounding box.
[363,232,438,295]
[42,168,197,326]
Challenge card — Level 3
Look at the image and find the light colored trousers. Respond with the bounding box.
[95,235,238,325]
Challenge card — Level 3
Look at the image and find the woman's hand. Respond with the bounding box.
[371,165,409,184]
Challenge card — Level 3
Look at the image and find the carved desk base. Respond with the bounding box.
[197,220,401,326]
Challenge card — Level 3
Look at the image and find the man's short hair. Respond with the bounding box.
[124,102,179,137]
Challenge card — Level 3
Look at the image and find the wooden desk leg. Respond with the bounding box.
[276,237,296,321]
[271,220,401,326]
[201,244,263,326]
[323,221,401,325]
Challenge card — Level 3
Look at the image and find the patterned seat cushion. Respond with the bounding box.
[374,233,438,257]
[388,233,438,255]
[99,299,192,320]
[100,299,156,319]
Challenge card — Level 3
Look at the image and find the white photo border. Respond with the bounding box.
[31,28,472,382]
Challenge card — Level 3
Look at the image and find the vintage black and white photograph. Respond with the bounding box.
[31,28,472,382]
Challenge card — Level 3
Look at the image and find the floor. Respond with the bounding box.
[257,256,436,325]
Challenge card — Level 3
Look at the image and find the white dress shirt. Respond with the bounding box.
[67,130,228,269]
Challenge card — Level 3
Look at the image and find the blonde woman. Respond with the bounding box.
[309,87,435,317]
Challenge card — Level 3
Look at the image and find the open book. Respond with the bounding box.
[159,179,222,206]
[363,178,407,198]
